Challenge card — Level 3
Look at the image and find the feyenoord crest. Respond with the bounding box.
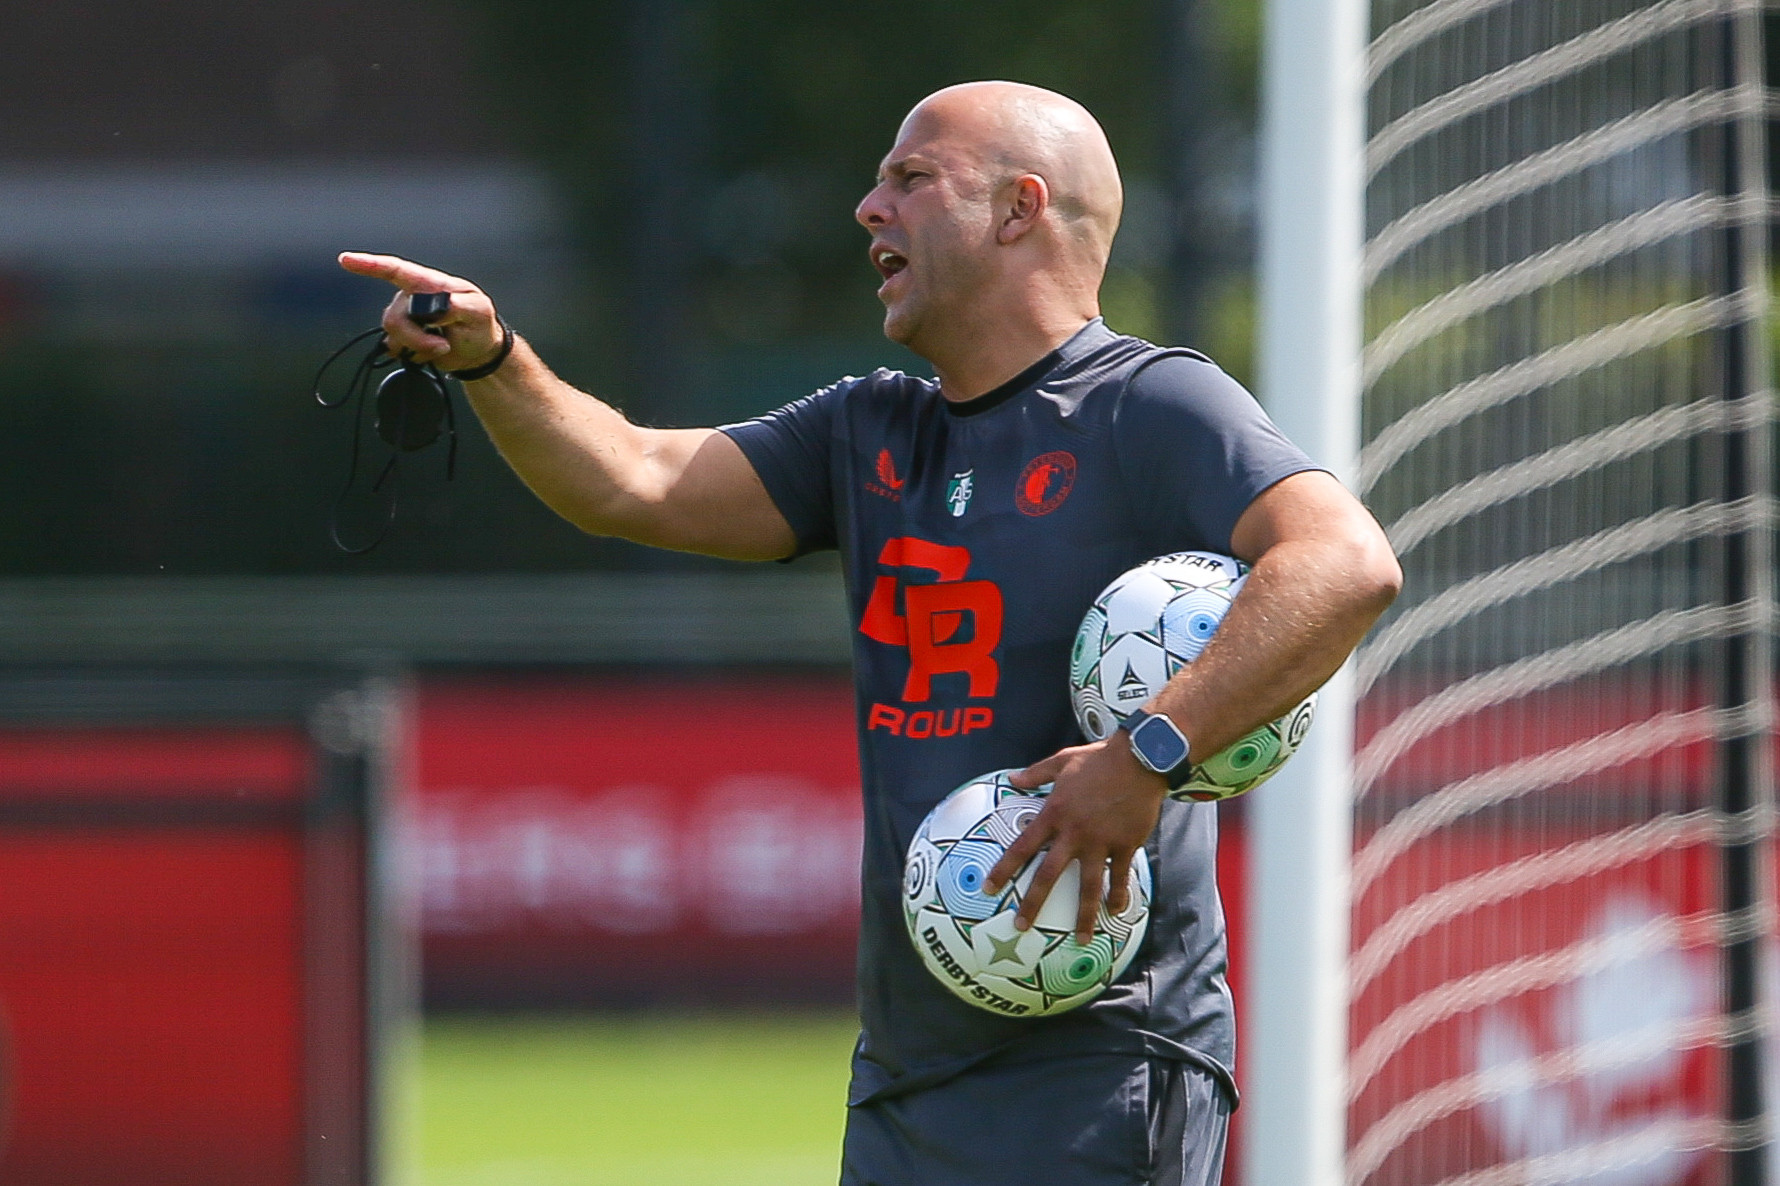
[947,470,974,517]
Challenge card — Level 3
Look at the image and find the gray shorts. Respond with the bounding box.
[840,1054,1231,1186]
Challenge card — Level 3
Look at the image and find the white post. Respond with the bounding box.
[1248,0,1366,1184]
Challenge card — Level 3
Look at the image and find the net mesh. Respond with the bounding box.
[1351,1,1775,1181]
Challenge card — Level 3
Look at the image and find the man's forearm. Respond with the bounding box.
[460,336,666,539]
[461,341,792,559]
[1147,528,1401,758]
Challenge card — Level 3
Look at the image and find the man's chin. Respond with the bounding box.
[880,305,918,347]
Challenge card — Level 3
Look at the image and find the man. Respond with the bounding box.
[344,81,1399,1186]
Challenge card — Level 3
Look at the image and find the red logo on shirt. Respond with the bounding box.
[858,537,1003,738]
[1015,451,1076,516]
[866,448,905,501]
[876,449,905,489]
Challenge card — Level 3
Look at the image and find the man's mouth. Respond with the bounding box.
[872,246,909,281]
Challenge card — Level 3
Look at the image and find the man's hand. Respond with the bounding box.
[985,736,1167,944]
[338,252,505,376]
[335,250,798,560]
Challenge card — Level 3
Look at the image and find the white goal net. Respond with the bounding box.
[1350,1,1775,1182]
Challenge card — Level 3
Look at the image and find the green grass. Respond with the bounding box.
[406,1011,858,1186]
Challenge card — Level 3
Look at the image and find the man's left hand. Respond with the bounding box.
[985,737,1168,944]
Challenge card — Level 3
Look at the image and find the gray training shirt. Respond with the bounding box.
[721,318,1320,1107]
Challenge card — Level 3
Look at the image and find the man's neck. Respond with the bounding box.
[927,312,1095,402]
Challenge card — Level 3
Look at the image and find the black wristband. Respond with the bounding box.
[444,317,515,381]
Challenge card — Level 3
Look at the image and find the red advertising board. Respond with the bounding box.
[0,674,385,1186]
[0,726,312,1186]
[1346,677,1747,1184]
[413,673,864,1005]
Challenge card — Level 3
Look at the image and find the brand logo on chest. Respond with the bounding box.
[866,448,905,502]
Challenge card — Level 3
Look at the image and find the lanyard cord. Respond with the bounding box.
[314,326,457,554]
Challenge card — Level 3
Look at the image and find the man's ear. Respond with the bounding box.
[997,175,1049,244]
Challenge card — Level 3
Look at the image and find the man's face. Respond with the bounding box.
[855,107,1001,350]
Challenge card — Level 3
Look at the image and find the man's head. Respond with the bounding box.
[856,82,1123,367]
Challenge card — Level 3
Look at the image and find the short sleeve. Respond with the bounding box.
[1113,355,1323,554]
[719,378,850,555]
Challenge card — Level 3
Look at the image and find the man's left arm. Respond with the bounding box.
[985,469,1402,941]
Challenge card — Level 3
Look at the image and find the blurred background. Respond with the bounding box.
[0,0,1264,579]
[0,2,1269,1185]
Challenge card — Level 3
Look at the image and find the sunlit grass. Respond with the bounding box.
[407,1011,857,1186]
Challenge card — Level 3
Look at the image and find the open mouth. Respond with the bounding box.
[872,246,909,281]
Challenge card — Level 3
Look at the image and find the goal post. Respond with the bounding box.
[1249,1,1369,1185]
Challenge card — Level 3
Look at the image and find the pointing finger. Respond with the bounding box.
[338,251,474,295]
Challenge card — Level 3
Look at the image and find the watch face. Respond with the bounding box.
[1132,715,1189,772]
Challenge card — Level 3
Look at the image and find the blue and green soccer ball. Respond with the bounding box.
[902,769,1151,1017]
[1070,551,1315,802]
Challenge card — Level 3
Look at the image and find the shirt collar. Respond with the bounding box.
[942,319,1113,418]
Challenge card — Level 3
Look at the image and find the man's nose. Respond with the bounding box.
[856,185,890,229]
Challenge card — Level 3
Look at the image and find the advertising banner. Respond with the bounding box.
[0,722,315,1186]
[414,673,865,1005]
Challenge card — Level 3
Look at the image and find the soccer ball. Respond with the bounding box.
[903,769,1151,1018]
[1070,551,1316,802]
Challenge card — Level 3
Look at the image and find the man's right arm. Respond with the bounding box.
[339,252,798,562]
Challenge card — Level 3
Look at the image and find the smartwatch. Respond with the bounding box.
[1121,709,1193,790]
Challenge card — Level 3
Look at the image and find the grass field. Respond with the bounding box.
[408,1011,858,1186]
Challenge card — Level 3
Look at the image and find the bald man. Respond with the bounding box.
[344,81,1399,1186]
